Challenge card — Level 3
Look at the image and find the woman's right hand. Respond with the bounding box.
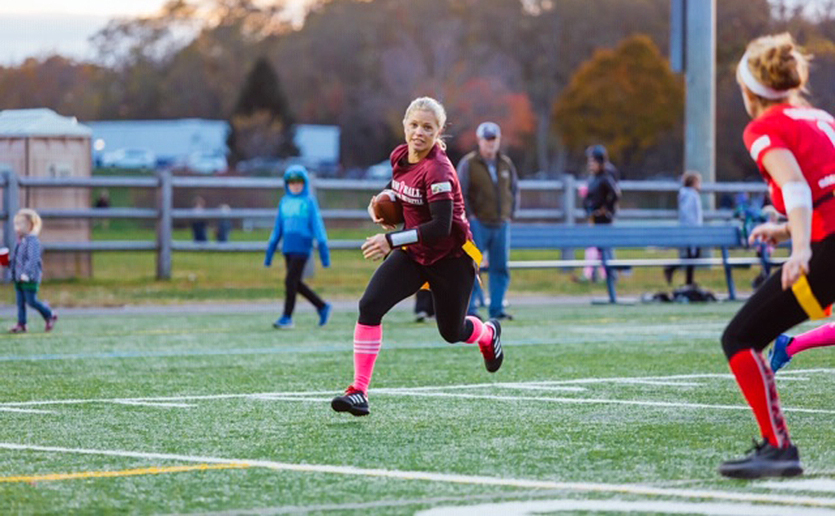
[749,222,790,247]
[367,195,396,230]
[782,246,812,290]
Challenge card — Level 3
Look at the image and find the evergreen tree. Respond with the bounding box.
[227,57,298,165]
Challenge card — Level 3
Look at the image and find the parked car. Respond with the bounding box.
[187,151,228,174]
[101,148,156,170]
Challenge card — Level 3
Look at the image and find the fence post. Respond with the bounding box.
[3,169,19,251]
[561,174,576,262]
[156,170,173,280]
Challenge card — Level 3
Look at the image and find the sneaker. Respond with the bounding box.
[45,314,58,332]
[331,387,369,417]
[493,312,514,321]
[768,334,793,373]
[479,319,504,373]
[318,303,332,327]
[8,324,26,334]
[718,439,803,479]
[414,311,429,323]
[273,315,294,329]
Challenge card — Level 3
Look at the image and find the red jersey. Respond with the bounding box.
[389,143,472,265]
[744,103,835,241]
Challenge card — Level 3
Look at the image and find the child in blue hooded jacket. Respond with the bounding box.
[265,165,332,329]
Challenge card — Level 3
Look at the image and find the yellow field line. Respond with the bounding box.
[0,463,250,483]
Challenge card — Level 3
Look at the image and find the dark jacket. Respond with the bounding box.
[583,165,621,224]
[11,234,43,283]
[457,151,519,225]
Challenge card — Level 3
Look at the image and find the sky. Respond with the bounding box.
[0,0,827,66]
[0,0,311,65]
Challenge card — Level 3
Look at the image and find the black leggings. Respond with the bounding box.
[722,234,835,360]
[664,247,701,285]
[284,254,326,317]
[359,249,475,343]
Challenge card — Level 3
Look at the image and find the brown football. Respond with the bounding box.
[372,190,404,226]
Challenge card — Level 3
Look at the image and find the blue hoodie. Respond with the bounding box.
[264,165,330,268]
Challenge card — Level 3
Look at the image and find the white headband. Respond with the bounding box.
[737,50,792,100]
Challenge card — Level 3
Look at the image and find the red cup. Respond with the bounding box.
[0,247,9,267]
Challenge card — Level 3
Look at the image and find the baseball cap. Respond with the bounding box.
[476,122,501,140]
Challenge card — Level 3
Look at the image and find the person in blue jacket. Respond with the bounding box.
[265,165,332,329]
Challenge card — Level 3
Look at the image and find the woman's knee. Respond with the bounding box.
[721,324,746,360]
[358,294,384,326]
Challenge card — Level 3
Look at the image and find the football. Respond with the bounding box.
[372,190,404,226]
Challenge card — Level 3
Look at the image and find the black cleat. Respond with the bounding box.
[479,319,504,373]
[719,439,803,479]
[331,387,370,417]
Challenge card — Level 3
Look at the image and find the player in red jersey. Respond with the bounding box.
[718,33,835,478]
[331,97,504,417]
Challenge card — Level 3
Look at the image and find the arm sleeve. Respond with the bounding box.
[264,205,283,266]
[310,199,330,268]
[386,200,453,247]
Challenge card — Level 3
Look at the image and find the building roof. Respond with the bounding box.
[0,108,92,138]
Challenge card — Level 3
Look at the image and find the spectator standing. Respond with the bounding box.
[216,204,232,243]
[94,189,111,230]
[582,144,621,282]
[191,196,208,243]
[664,171,704,286]
[458,122,519,320]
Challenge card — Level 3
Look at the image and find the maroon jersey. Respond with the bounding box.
[744,103,835,241]
[389,143,472,265]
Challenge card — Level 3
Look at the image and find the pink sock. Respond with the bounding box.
[787,322,835,357]
[465,315,494,346]
[352,323,382,394]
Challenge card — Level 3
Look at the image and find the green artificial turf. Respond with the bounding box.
[0,303,833,514]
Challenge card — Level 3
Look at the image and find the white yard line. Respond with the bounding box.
[0,368,831,409]
[390,391,835,414]
[107,401,195,409]
[417,499,835,516]
[2,442,835,509]
[0,407,55,414]
[760,480,835,493]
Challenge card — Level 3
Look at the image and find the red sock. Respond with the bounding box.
[728,349,791,447]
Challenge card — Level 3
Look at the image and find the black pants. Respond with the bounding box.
[664,247,701,285]
[283,254,326,317]
[722,235,835,359]
[359,249,475,343]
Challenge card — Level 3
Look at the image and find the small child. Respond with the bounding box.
[9,209,57,333]
[264,165,332,329]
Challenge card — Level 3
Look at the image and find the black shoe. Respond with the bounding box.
[478,319,504,373]
[331,387,370,417]
[494,312,514,321]
[718,439,803,479]
[415,311,428,323]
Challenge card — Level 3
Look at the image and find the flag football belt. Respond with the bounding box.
[813,190,835,209]
[418,240,483,290]
[792,274,832,320]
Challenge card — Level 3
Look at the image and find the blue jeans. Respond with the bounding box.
[16,286,52,325]
[468,219,510,318]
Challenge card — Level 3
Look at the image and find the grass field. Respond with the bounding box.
[1,302,834,514]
